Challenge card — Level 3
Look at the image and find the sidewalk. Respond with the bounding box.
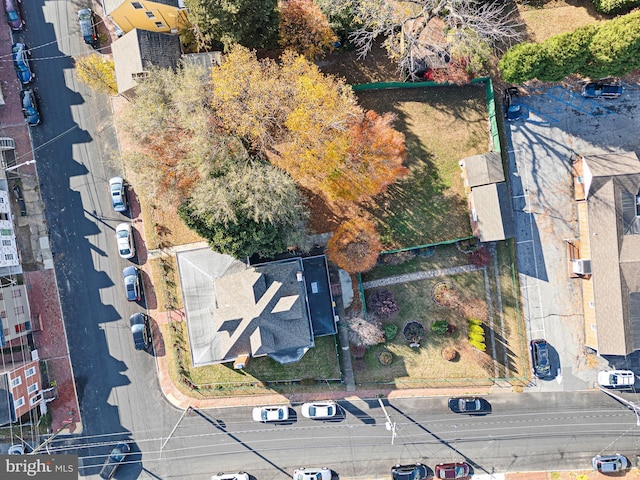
[0,12,81,434]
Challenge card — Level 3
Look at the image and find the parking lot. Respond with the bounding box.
[505,84,640,392]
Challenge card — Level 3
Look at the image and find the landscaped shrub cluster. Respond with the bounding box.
[469,246,491,267]
[431,320,449,335]
[384,323,398,341]
[499,11,640,83]
[369,289,399,318]
[592,0,640,13]
[468,318,486,352]
[346,315,385,347]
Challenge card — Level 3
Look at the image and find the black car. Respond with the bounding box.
[448,396,490,415]
[129,313,152,350]
[581,82,622,99]
[391,463,429,480]
[530,339,551,378]
[99,442,130,479]
[503,87,523,121]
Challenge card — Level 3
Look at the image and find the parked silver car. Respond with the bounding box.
[592,453,628,473]
[109,176,127,212]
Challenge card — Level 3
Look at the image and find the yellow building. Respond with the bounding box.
[102,0,187,36]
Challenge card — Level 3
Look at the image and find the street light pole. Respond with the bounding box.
[5,159,35,173]
[598,386,640,426]
[378,398,397,445]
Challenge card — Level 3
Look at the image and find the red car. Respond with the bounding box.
[434,462,470,479]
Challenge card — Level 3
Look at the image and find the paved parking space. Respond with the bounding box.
[505,85,640,392]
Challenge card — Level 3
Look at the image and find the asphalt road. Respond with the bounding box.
[18,2,640,479]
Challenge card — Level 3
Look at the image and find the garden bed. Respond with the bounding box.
[356,271,491,385]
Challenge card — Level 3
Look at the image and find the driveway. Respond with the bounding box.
[504,85,640,391]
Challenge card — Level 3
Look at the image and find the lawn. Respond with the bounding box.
[165,321,343,397]
[356,271,493,386]
[355,85,487,249]
[516,0,606,43]
[356,241,527,386]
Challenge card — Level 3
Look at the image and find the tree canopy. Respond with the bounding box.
[279,0,337,59]
[211,46,408,203]
[320,0,522,76]
[183,0,279,51]
[118,63,309,258]
[74,54,117,96]
[499,11,640,83]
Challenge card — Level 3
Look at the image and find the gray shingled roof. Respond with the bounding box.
[583,152,640,355]
[177,249,314,367]
[112,29,182,95]
[462,152,505,188]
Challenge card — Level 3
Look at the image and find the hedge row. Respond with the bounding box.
[592,0,640,14]
[499,10,640,83]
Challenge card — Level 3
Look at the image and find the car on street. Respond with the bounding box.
[592,454,629,473]
[530,339,551,378]
[99,442,130,479]
[129,312,152,350]
[391,463,429,480]
[211,474,249,480]
[292,467,332,480]
[123,266,142,302]
[434,462,470,479]
[20,89,40,126]
[301,401,337,419]
[597,370,635,388]
[581,82,622,99]
[108,176,127,213]
[4,0,22,31]
[12,43,33,85]
[503,87,523,121]
[448,397,489,415]
[115,223,135,259]
[252,405,289,423]
[78,8,98,47]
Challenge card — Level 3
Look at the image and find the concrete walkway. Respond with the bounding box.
[362,264,484,289]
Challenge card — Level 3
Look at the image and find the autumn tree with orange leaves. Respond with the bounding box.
[327,217,382,273]
[279,0,337,59]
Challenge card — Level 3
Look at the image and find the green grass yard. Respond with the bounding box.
[356,85,488,249]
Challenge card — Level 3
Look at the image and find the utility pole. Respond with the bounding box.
[378,398,397,445]
[5,159,35,172]
[30,412,74,454]
[161,406,192,457]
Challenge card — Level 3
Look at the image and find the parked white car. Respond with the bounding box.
[252,405,289,423]
[597,370,635,388]
[292,467,331,480]
[109,177,127,213]
[301,401,337,419]
[115,223,135,259]
[211,473,249,480]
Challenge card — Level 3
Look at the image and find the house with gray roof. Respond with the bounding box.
[574,151,640,356]
[112,28,182,97]
[459,152,515,242]
[177,249,335,367]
